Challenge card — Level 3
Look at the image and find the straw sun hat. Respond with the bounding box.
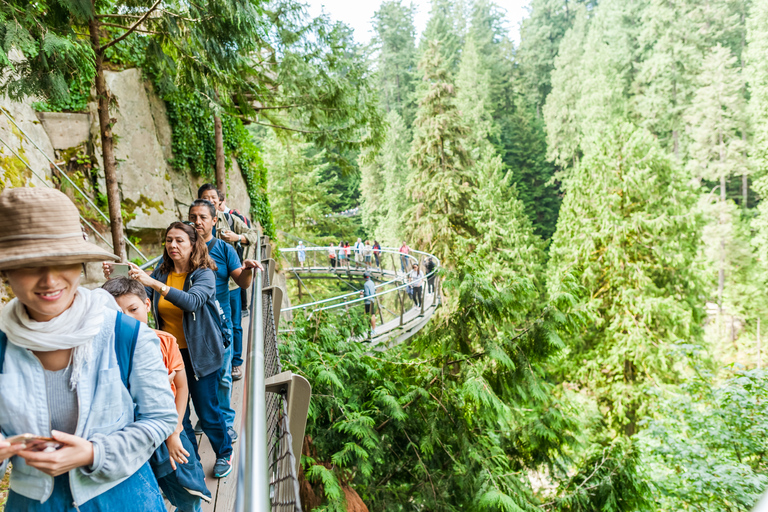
[0,187,119,271]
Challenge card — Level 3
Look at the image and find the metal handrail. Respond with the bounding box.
[280,246,440,313]
[0,108,149,262]
[242,229,269,512]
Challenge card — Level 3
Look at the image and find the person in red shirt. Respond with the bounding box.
[102,277,210,512]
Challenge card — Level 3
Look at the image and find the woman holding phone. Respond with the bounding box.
[104,221,237,478]
[0,187,177,511]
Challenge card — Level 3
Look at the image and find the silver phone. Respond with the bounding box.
[110,263,131,278]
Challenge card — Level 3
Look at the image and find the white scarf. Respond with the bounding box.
[0,287,120,389]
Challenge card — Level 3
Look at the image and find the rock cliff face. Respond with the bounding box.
[0,67,253,262]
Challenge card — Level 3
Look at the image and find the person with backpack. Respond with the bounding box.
[187,201,262,458]
[0,187,177,511]
[425,256,437,294]
[198,185,258,383]
[102,277,211,512]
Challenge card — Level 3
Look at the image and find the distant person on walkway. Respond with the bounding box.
[373,241,381,269]
[198,185,258,383]
[297,241,306,268]
[0,188,176,512]
[354,238,364,267]
[102,278,211,512]
[338,241,347,267]
[328,243,337,268]
[361,271,377,335]
[188,201,262,451]
[399,242,410,273]
[363,240,373,269]
[425,256,437,294]
[344,242,351,268]
[409,263,424,307]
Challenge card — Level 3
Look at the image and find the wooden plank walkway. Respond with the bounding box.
[167,326,248,512]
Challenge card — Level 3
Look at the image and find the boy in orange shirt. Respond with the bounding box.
[103,277,211,512]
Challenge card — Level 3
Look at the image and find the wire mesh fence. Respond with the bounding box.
[262,238,303,512]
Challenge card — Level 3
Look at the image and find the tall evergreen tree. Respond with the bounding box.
[377,111,412,246]
[543,5,589,168]
[685,44,748,309]
[420,0,465,74]
[371,0,419,126]
[746,0,768,177]
[264,132,337,238]
[407,41,474,263]
[517,0,589,114]
[548,123,705,436]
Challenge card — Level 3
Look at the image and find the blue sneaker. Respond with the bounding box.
[228,426,239,444]
[214,456,232,478]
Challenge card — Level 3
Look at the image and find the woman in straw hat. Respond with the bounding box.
[0,187,177,511]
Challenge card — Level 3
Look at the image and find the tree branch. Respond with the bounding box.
[100,0,162,51]
[100,22,163,35]
[247,119,324,135]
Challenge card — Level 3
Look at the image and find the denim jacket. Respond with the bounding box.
[149,267,229,379]
[0,309,177,506]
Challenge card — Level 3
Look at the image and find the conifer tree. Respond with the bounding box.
[543,6,589,168]
[685,45,748,310]
[377,111,412,246]
[547,123,705,436]
[264,132,337,238]
[407,41,474,263]
[371,0,419,126]
[455,37,493,156]
[746,0,768,177]
[419,0,464,74]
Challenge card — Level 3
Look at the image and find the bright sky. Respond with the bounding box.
[305,0,531,46]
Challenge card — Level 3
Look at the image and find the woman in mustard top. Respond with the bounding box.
[108,222,235,479]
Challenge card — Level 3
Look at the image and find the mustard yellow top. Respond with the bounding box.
[157,272,188,349]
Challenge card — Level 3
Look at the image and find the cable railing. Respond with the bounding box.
[0,108,149,262]
[279,246,440,313]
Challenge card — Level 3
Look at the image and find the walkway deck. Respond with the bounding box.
[168,325,248,512]
[284,265,440,349]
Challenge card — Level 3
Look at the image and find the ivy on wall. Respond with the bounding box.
[164,92,274,237]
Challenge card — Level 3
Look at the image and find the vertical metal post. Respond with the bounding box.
[243,229,269,512]
[399,289,405,327]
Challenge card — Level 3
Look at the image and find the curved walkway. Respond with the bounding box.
[279,246,441,348]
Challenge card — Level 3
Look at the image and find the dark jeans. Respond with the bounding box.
[427,277,435,294]
[400,255,408,272]
[154,429,209,512]
[412,286,423,307]
[230,290,243,367]
[374,253,380,267]
[7,462,165,511]
[180,349,233,460]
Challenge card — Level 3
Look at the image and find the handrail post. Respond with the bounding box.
[243,229,269,512]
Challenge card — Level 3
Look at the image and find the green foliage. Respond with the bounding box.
[32,73,91,112]
[407,41,474,263]
[547,123,706,435]
[163,92,274,236]
[639,345,768,511]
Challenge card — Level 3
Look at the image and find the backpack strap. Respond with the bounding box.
[0,330,6,374]
[114,312,141,390]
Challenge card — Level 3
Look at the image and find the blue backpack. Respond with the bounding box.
[0,312,141,389]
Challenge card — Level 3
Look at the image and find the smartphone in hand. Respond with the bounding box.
[5,434,62,452]
[109,263,131,278]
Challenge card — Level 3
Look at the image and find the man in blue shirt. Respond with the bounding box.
[188,199,261,450]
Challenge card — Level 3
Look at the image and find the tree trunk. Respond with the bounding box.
[214,115,226,197]
[719,174,726,312]
[743,173,748,209]
[89,17,126,261]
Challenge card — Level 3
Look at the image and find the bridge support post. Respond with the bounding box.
[399,289,405,327]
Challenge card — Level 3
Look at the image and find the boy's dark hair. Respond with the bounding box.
[190,199,217,218]
[197,183,217,199]
[102,276,148,301]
